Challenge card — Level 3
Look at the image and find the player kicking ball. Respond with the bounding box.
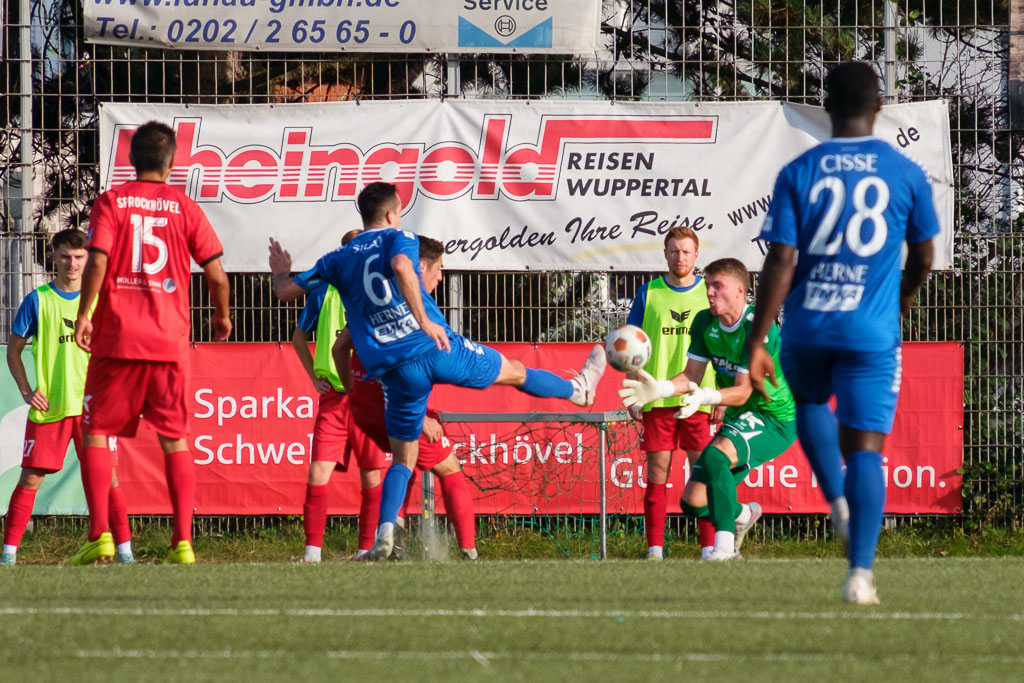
[619,258,796,561]
[272,182,605,561]
[332,237,480,561]
[748,62,938,604]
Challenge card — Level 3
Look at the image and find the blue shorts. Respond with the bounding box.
[779,343,902,434]
[379,335,502,441]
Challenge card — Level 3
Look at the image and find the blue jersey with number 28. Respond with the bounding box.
[759,136,941,352]
[300,228,453,378]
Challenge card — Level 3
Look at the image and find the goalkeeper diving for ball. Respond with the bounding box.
[619,258,796,560]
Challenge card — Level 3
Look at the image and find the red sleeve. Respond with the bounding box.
[185,200,224,266]
[87,192,117,254]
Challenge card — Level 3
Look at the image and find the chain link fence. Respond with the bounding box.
[2,1,1021,534]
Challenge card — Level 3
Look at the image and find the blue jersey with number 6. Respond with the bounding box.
[297,228,452,378]
[759,136,940,352]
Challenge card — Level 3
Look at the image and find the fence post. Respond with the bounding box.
[599,421,607,560]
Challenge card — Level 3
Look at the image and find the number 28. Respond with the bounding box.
[807,176,889,257]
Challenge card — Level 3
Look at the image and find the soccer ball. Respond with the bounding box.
[604,325,652,373]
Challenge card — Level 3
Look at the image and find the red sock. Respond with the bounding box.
[644,483,667,548]
[358,482,382,551]
[698,518,715,548]
[81,446,113,541]
[3,484,37,547]
[108,485,131,546]
[696,520,712,548]
[164,451,196,546]
[303,484,329,548]
[439,471,476,550]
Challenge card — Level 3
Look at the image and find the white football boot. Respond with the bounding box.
[570,344,607,407]
[842,568,880,605]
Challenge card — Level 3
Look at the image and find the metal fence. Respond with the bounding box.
[2,1,1022,530]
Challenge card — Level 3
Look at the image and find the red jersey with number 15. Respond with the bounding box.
[87,180,223,361]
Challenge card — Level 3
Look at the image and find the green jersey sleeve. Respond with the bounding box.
[686,309,712,360]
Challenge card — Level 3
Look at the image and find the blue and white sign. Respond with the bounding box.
[84,0,601,53]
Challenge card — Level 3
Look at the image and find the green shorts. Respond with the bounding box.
[691,410,797,486]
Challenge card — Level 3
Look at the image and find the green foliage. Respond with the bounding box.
[958,460,1024,531]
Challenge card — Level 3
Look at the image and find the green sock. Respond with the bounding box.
[700,446,739,534]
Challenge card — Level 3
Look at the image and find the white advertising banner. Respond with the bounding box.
[84,0,600,53]
[98,99,954,272]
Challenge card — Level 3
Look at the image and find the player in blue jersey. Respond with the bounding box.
[270,182,606,560]
[748,62,939,604]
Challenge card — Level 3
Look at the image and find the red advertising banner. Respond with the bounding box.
[115,342,964,515]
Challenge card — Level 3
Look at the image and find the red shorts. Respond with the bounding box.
[83,357,188,438]
[349,379,453,471]
[640,407,715,453]
[22,416,82,472]
[311,391,389,471]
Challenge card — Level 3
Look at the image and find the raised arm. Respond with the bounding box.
[269,237,309,302]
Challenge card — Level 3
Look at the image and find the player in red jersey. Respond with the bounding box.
[331,237,478,560]
[71,121,232,565]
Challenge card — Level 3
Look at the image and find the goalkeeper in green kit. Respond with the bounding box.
[619,258,796,560]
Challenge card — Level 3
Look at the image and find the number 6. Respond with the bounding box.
[362,254,393,306]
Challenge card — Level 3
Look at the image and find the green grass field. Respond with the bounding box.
[2,557,1022,681]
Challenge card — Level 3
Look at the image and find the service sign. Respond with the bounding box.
[99,99,954,272]
[84,0,600,53]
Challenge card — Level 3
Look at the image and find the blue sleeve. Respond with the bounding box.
[387,230,422,273]
[907,167,941,244]
[11,291,39,338]
[296,284,329,334]
[760,165,799,247]
[627,284,648,327]
[294,265,326,292]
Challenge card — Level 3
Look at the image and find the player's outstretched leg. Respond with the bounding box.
[513,344,606,407]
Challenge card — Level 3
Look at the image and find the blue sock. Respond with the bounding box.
[795,402,846,502]
[519,368,574,399]
[844,451,886,570]
[378,464,413,527]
